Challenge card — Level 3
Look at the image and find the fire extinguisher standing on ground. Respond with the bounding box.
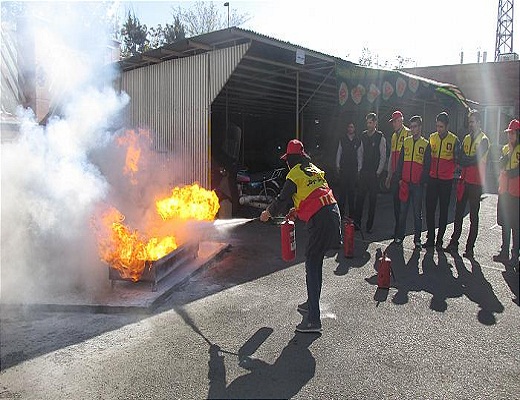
[343,218,355,258]
[377,250,394,289]
[281,218,296,261]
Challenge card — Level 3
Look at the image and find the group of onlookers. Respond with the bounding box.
[335,110,519,267]
[257,112,518,334]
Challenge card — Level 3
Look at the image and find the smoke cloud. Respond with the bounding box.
[1,3,130,301]
[1,3,228,303]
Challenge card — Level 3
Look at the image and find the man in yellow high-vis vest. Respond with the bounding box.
[423,112,461,249]
[386,110,410,238]
[445,110,489,258]
[493,119,519,268]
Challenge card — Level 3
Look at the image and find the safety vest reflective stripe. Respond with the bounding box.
[462,131,488,185]
[319,192,335,206]
[429,131,457,180]
[498,144,520,197]
[297,187,336,222]
[402,136,428,184]
[390,126,410,171]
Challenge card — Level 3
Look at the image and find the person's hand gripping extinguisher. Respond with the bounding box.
[260,207,296,261]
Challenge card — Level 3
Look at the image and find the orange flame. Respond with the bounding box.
[156,184,220,221]
[96,184,220,281]
[96,207,178,281]
[116,129,149,185]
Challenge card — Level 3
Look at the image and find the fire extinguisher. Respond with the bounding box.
[377,251,394,289]
[343,218,355,258]
[281,219,296,262]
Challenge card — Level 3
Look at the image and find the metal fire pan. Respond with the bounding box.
[109,242,199,291]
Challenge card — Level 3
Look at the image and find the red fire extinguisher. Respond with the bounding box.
[377,251,393,289]
[343,218,355,258]
[281,219,296,262]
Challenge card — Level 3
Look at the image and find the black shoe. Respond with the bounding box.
[493,252,509,263]
[414,241,422,250]
[393,238,403,245]
[444,243,458,254]
[435,240,443,249]
[295,321,322,333]
[297,302,309,313]
[463,249,474,259]
[422,241,434,249]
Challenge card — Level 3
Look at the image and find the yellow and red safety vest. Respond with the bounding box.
[429,131,458,180]
[287,163,336,222]
[498,143,520,197]
[390,126,410,172]
[461,131,488,186]
[401,136,429,184]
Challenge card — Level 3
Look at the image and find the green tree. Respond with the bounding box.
[120,11,148,57]
[148,17,186,49]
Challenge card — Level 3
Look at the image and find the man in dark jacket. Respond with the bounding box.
[354,113,387,234]
[335,121,363,220]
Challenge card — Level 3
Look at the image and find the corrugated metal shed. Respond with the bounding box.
[120,42,249,187]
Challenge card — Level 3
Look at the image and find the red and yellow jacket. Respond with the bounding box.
[400,136,430,184]
[460,131,489,186]
[389,126,410,173]
[429,131,459,180]
[498,143,520,197]
[287,163,336,222]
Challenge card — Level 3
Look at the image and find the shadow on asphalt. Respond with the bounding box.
[172,302,319,399]
[364,243,506,324]
[207,330,319,399]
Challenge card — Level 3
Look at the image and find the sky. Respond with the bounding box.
[118,0,519,68]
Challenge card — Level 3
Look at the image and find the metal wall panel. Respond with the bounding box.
[120,43,249,189]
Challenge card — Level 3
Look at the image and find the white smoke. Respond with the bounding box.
[0,3,129,301]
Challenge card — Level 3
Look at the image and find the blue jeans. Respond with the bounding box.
[397,183,423,243]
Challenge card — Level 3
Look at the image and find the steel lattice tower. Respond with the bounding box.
[495,0,515,61]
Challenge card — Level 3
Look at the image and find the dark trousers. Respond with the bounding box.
[397,183,423,243]
[305,204,341,324]
[425,178,453,245]
[391,177,400,236]
[449,183,482,251]
[305,253,324,325]
[498,193,520,259]
[354,171,379,230]
[337,169,357,219]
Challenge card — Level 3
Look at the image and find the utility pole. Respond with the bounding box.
[224,2,230,28]
[495,0,514,61]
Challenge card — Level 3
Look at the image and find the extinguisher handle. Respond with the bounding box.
[285,207,297,222]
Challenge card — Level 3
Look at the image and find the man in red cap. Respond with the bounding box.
[493,119,519,268]
[385,110,410,238]
[260,139,342,333]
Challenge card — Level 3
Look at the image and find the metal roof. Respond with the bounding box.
[117,27,470,119]
[118,27,350,117]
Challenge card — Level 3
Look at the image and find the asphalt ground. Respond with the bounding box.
[0,192,519,399]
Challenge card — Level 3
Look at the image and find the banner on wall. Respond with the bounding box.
[335,63,470,111]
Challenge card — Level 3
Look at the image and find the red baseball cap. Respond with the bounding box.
[389,110,403,122]
[504,119,520,132]
[281,139,309,160]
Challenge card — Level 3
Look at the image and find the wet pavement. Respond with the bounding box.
[1,192,519,399]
